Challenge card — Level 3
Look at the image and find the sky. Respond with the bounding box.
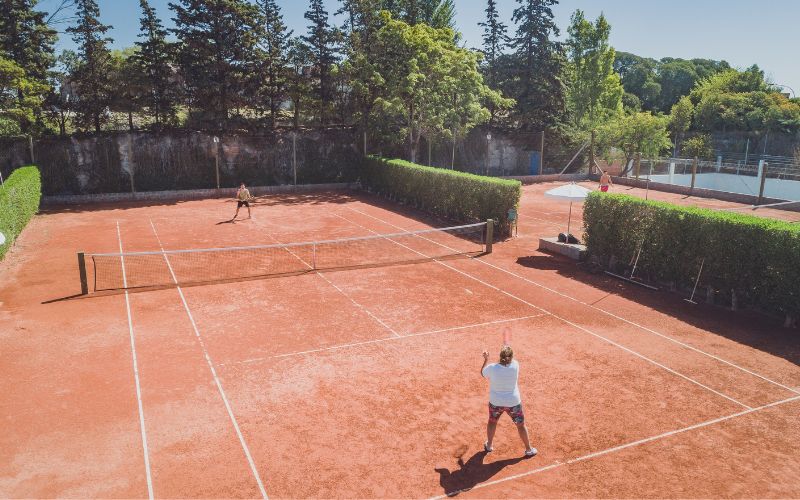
[39,0,800,96]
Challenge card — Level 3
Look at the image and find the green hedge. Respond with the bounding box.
[583,192,800,321]
[360,157,521,234]
[0,166,42,260]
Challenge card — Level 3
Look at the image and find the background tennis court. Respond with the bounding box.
[1,183,799,498]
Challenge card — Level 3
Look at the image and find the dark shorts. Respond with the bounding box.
[237,200,250,208]
[488,402,525,424]
[600,185,609,192]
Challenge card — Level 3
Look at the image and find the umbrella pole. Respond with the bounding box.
[566,201,572,240]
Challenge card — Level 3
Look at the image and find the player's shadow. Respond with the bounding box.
[435,450,527,496]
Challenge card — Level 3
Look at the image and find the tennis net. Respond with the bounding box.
[78,221,491,293]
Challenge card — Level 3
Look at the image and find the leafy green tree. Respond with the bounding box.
[0,0,57,132]
[371,13,509,163]
[669,96,693,155]
[170,0,261,127]
[257,0,292,128]
[109,48,143,131]
[132,0,178,126]
[656,59,698,112]
[596,111,672,169]
[302,0,339,125]
[566,10,622,126]
[0,55,48,135]
[66,0,114,132]
[690,66,800,133]
[508,0,566,131]
[615,52,730,113]
[682,134,713,159]
[614,52,660,111]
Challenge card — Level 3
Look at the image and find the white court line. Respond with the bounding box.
[431,396,800,500]
[337,210,751,410]
[429,394,800,499]
[115,222,154,500]
[148,220,269,499]
[263,231,401,338]
[347,205,800,396]
[222,314,545,366]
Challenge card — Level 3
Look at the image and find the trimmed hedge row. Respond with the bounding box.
[583,192,800,323]
[360,157,521,233]
[0,166,42,260]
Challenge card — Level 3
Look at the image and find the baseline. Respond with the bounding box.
[429,394,800,499]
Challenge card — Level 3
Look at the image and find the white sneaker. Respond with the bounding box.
[484,442,493,452]
[525,448,538,457]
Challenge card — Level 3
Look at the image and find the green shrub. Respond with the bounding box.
[0,166,42,260]
[360,157,521,234]
[583,192,800,322]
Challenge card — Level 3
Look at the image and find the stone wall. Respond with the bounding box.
[2,128,362,196]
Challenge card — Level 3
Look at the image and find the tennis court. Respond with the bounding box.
[1,184,799,498]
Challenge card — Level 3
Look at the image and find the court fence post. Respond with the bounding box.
[757,162,768,205]
[690,157,698,190]
[485,219,494,254]
[78,252,88,295]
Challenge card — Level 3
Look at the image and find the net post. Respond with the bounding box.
[485,219,494,254]
[77,252,89,295]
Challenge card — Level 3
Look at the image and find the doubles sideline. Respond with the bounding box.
[336,210,751,410]
[428,393,800,499]
[147,219,269,499]
[346,204,800,397]
[116,222,154,500]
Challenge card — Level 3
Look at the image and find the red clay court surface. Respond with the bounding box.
[1,182,799,498]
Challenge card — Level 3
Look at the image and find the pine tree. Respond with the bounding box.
[169,0,260,127]
[133,0,177,126]
[66,0,114,132]
[257,0,292,129]
[337,0,384,151]
[509,0,566,130]
[302,0,338,125]
[396,0,455,29]
[0,0,56,82]
[286,37,312,129]
[0,0,57,131]
[479,0,508,124]
[479,0,507,87]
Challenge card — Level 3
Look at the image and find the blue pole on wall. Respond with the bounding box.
[530,151,541,175]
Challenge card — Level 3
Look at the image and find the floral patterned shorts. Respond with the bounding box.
[488,402,525,424]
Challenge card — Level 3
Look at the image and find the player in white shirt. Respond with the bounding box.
[481,345,537,457]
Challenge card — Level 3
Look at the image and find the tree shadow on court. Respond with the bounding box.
[38,190,356,214]
[516,253,800,367]
[249,191,356,206]
[435,451,528,497]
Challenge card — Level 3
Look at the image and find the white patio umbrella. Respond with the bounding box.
[544,183,593,240]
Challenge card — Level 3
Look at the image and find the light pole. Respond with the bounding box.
[486,132,492,175]
[774,84,796,98]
